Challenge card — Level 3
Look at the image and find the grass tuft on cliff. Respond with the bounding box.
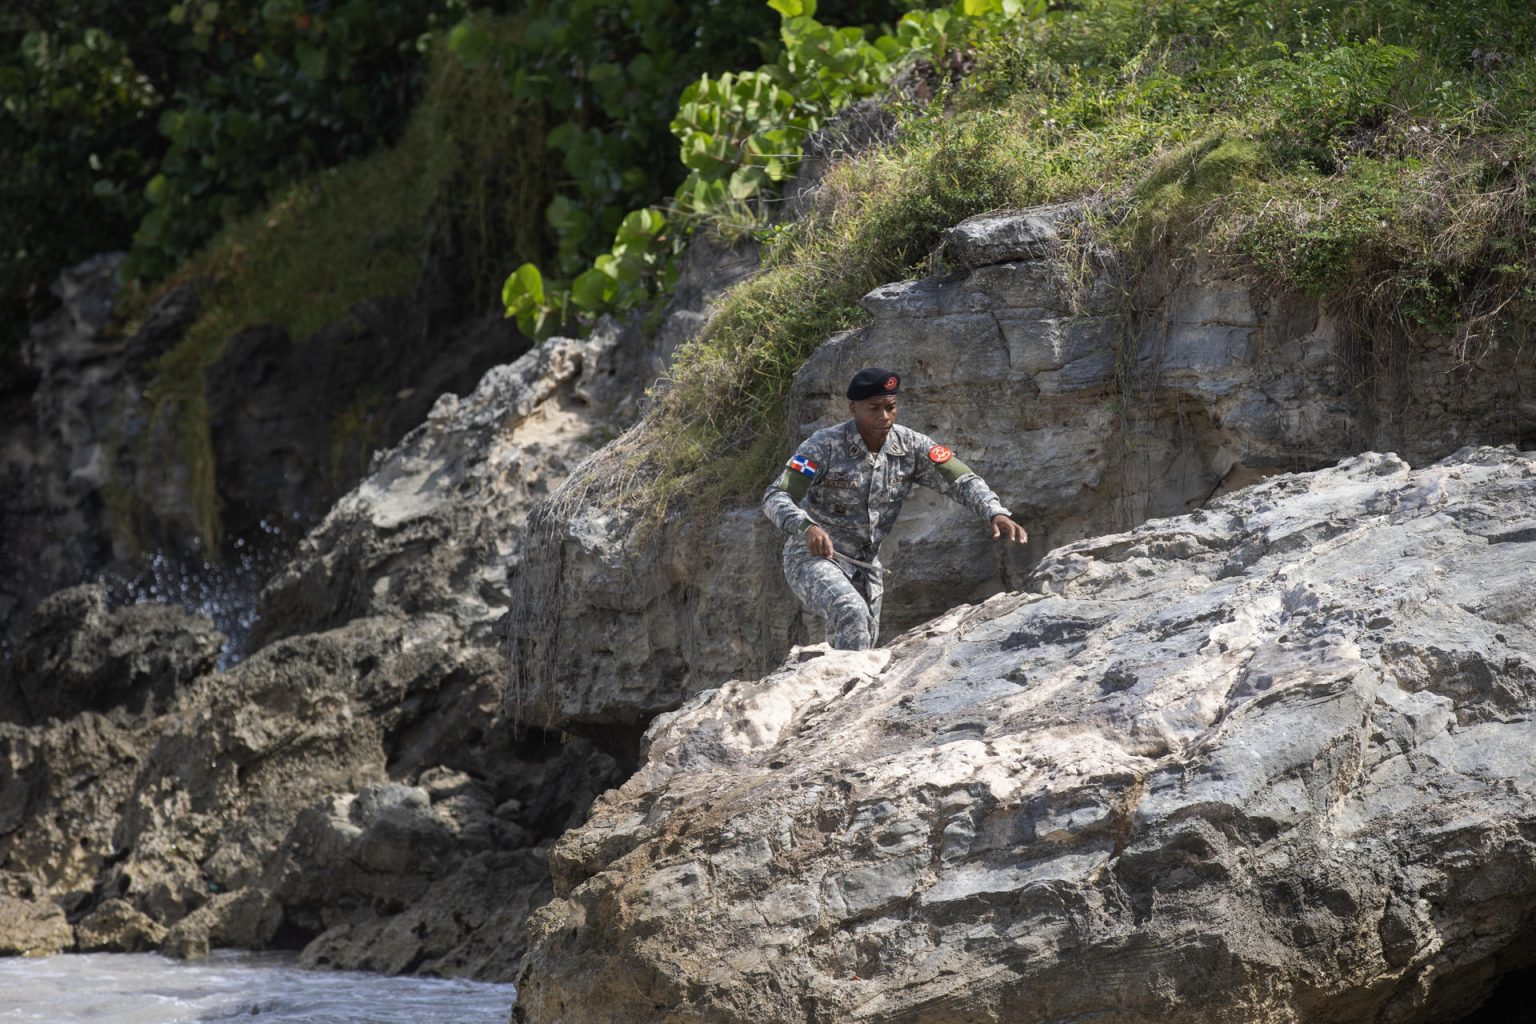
[596,0,1535,525]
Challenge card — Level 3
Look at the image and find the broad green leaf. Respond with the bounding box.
[728,167,765,200]
[501,262,544,312]
[295,41,327,79]
[447,20,492,65]
[615,210,651,244]
[546,122,580,152]
[767,0,813,17]
[144,174,170,205]
[571,267,617,311]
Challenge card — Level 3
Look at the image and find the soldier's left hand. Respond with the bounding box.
[991,514,1028,544]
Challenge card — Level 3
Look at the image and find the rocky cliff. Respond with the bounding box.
[516,446,1536,1024]
[0,250,523,647]
[0,330,624,973]
[509,205,1536,741]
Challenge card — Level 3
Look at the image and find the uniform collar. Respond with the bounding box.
[842,419,909,457]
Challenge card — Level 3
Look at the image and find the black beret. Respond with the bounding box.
[847,367,900,400]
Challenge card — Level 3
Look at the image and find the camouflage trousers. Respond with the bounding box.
[782,541,884,650]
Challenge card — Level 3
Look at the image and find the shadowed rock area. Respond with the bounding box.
[516,446,1536,1023]
[0,330,625,975]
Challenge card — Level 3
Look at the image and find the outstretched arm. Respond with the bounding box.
[763,456,838,557]
[916,440,1028,544]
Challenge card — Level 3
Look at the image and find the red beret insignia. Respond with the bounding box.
[928,445,953,464]
[883,376,898,391]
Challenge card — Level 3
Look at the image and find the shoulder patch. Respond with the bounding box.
[788,454,819,478]
[928,445,953,465]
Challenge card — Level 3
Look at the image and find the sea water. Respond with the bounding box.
[0,951,516,1023]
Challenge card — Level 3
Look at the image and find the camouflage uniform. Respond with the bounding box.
[762,420,1011,649]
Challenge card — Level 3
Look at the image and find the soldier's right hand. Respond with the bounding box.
[804,525,834,558]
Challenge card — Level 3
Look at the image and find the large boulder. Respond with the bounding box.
[74,897,168,952]
[515,446,1536,1024]
[0,896,73,957]
[0,874,73,957]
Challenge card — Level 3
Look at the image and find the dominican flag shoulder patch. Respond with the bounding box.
[788,454,819,477]
[928,445,953,464]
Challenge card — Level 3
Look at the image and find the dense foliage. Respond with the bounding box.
[0,0,465,377]
[8,0,1534,533]
[501,0,1042,336]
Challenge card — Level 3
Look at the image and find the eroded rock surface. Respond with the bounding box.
[0,251,522,646]
[0,329,629,974]
[0,875,73,957]
[516,447,1536,1024]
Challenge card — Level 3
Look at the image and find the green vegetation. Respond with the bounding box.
[9,0,1533,546]
[583,0,1535,523]
[121,24,540,551]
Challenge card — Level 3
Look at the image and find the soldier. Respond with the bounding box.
[762,367,1028,650]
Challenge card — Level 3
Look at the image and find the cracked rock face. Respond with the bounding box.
[0,238,750,973]
[516,447,1536,1024]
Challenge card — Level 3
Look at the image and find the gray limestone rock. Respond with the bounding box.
[0,230,741,978]
[161,888,282,960]
[516,447,1536,1024]
[943,203,1088,267]
[249,329,623,648]
[0,872,74,956]
[296,847,555,977]
[75,897,169,952]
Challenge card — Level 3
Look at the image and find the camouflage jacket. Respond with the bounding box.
[761,420,1010,559]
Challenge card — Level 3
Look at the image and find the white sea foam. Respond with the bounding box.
[0,951,516,1023]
